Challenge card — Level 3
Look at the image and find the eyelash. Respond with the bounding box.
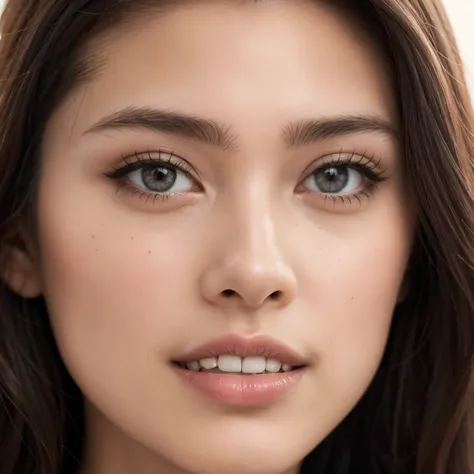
[302,151,388,205]
[104,150,388,206]
[104,151,199,203]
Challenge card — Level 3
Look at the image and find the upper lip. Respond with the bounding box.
[172,334,309,367]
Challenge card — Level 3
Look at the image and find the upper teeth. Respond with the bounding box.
[184,355,293,374]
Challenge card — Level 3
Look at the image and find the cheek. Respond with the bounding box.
[35,179,197,394]
[297,208,411,405]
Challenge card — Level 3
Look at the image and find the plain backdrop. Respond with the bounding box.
[445,0,474,93]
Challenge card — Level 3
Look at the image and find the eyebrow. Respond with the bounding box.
[85,106,238,150]
[282,115,397,146]
[84,106,397,149]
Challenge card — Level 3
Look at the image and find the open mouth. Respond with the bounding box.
[173,355,304,375]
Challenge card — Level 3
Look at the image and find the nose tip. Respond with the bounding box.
[201,261,297,310]
[199,206,297,311]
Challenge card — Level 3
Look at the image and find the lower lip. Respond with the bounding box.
[172,365,305,407]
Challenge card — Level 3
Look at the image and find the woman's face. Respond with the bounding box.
[29,1,412,473]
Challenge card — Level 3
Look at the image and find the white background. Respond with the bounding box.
[0,0,472,92]
[445,0,474,93]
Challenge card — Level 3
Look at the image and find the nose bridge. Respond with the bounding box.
[200,188,297,309]
[239,205,280,269]
[227,179,281,270]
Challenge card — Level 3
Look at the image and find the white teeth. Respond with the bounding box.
[218,355,242,373]
[265,358,282,373]
[186,361,200,371]
[242,356,266,374]
[181,356,295,373]
[199,357,218,370]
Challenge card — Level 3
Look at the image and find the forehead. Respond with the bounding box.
[49,0,396,141]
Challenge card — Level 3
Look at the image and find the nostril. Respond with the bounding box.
[220,289,283,302]
[222,289,236,298]
[269,291,282,300]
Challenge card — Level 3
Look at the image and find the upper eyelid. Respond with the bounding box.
[122,150,200,177]
[300,151,387,178]
[110,149,387,184]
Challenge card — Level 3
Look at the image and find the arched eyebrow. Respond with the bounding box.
[282,115,397,146]
[84,106,238,150]
[84,106,397,149]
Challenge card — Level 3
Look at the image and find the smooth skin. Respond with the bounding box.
[7,1,414,474]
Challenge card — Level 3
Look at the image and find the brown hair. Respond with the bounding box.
[0,1,474,473]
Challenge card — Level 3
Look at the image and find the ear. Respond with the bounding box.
[0,243,42,298]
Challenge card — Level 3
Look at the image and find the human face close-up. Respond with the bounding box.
[33,1,414,473]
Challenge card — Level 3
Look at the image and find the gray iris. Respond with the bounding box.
[142,165,177,192]
[314,166,348,193]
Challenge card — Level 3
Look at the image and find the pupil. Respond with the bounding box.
[315,166,348,193]
[142,166,177,192]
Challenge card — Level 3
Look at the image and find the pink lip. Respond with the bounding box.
[170,334,308,407]
[173,367,305,407]
[172,333,308,366]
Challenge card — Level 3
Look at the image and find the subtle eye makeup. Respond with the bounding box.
[104,151,202,204]
[296,151,388,205]
[103,149,390,208]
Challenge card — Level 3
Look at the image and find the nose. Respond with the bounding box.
[200,212,297,310]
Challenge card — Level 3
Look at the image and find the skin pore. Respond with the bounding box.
[8,1,414,473]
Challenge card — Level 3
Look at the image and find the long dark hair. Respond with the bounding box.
[0,1,474,473]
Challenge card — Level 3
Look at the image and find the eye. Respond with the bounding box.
[127,163,194,194]
[303,165,365,195]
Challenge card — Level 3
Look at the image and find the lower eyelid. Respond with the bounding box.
[115,183,184,203]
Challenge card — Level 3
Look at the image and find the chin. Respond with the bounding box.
[174,453,298,474]
[160,437,306,474]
